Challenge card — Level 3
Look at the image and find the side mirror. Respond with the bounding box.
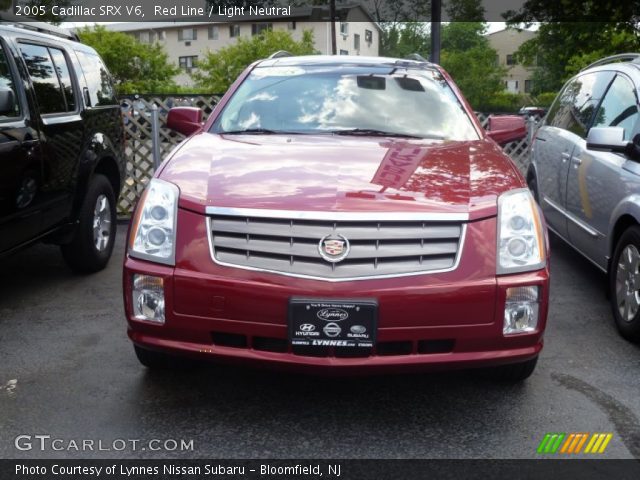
[0,88,15,115]
[167,107,204,136]
[485,115,527,146]
[586,127,628,153]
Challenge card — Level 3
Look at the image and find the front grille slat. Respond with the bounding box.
[209,212,465,280]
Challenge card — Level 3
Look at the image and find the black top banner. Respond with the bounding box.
[1,1,638,23]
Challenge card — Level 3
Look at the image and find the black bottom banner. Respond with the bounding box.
[3,459,640,480]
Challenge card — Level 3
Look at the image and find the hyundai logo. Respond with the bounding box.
[323,322,342,338]
[317,308,349,322]
[299,323,316,332]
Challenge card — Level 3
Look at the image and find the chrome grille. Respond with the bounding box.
[207,209,466,281]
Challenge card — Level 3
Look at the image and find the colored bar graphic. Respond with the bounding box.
[538,433,612,454]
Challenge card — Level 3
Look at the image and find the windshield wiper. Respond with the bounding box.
[221,128,305,135]
[330,129,438,139]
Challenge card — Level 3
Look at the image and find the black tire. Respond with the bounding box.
[61,174,116,273]
[485,357,538,383]
[134,345,195,370]
[609,226,640,342]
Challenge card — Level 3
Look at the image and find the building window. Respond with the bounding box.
[179,56,198,72]
[229,24,240,38]
[365,29,372,43]
[158,30,166,41]
[208,26,219,40]
[340,22,348,36]
[525,79,532,93]
[340,49,349,55]
[252,23,272,36]
[354,34,360,51]
[138,31,150,43]
[506,54,517,66]
[178,28,197,41]
[288,21,296,30]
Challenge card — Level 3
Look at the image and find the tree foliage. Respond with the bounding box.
[505,3,640,94]
[78,25,180,94]
[379,21,506,110]
[192,29,317,92]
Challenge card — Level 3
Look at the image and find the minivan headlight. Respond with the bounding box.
[497,189,545,274]
[129,178,179,265]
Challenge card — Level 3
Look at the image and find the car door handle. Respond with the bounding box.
[572,157,583,167]
[561,152,571,163]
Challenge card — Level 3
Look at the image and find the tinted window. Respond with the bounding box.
[75,50,116,107]
[0,43,19,119]
[19,43,66,114]
[212,66,479,141]
[546,72,614,138]
[592,75,639,140]
[48,48,76,111]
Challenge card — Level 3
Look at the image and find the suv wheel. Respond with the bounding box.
[610,226,640,342]
[485,357,538,383]
[61,174,116,273]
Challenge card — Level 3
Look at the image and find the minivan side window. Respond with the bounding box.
[19,43,75,114]
[75,50,116,107]
[546,72,614,138]
[0,43,20,119]
[591,75,639,140]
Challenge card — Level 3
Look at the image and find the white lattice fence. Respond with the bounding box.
[118,94,221,215]
[117,98,541,216]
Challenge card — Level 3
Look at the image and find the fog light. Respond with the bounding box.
[504,286,539,335]
[132,274,165,323]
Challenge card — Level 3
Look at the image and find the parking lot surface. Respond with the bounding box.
[1,229,639,459]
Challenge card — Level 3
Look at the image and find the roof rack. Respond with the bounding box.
[582,53,640,71]
[269,50,294,59]
[405,53,429,63]
[0,13,79,41]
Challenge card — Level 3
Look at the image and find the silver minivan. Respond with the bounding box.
[528,53,640,342]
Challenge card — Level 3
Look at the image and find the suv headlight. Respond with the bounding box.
[497,189,545,274]
[129,178,179,266]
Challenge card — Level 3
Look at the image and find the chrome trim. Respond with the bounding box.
[547,225,607,273]
[205,217,468,282]
[205,206,469,222]
[543,197,601,238]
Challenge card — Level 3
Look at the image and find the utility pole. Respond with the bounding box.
[430,0,441,64]
[330,0,337,55]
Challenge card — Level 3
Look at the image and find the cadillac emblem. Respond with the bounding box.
[318,234,350,263]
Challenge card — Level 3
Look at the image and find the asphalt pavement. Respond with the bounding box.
[1,229,639,459]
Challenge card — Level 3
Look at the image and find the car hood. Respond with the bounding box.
[160,133,524,220]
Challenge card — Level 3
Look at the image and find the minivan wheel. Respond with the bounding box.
[61,174,116,273]
[609,226,640,342]
[485,357,538,383]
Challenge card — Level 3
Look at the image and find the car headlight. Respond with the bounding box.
[497,189,545,274]
[129,178,179,265]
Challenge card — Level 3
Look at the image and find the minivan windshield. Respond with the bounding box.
[211,65,480,141]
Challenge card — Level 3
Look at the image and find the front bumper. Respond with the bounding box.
[123,211,549,375]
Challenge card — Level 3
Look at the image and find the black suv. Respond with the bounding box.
[0,21,125,272]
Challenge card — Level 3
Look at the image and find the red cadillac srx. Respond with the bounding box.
[123,55,549,382]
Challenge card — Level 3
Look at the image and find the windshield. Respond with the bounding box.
[211,65,480,140]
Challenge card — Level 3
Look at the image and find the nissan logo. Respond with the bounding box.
[317,308,349,322]
[299,323,316,332]
[323,322,342,338]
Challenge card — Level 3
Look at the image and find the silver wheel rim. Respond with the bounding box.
[615,244,640,322]
[93,194,112,252]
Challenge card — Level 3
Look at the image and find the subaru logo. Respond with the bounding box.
[350,325,366,334]
[317,308,349,322]
[323,322,342,338]
[299,323,315,332]
[318,234,350,263]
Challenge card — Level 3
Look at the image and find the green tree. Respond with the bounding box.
[505,2,640,94]
[379,23,429,58]
[192,29,316,92]
[78,25,180,94]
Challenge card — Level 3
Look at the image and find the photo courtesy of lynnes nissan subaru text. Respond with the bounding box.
[123,54,549,382]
